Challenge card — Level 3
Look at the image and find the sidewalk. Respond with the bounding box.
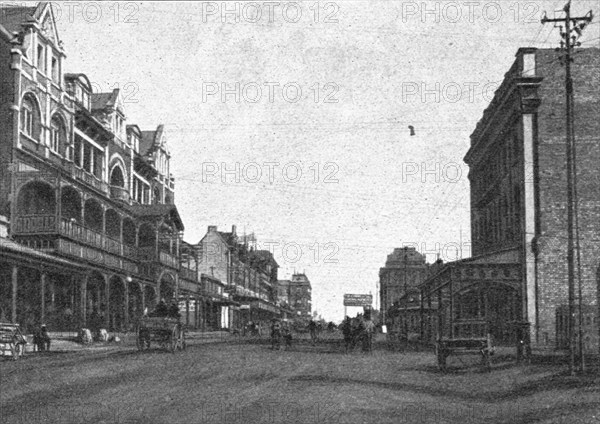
[21,330,239,353]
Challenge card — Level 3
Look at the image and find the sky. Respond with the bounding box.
[49,1,600,321]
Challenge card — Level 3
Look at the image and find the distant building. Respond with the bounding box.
[289,273,312,319]
[379,247,429,326]
[196,225,280,331]
[276,280,291,306]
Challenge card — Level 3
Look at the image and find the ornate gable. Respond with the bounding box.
[156,125,169,155]
[37,3,61,48]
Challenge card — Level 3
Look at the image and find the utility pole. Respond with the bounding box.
[541,1,593,375]
[403,247,408,338]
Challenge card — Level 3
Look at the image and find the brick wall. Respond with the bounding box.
[0,38,15,217]
[535,48,600,349]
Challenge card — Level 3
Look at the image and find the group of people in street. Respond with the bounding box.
[270,318,293,350]
[245,314,376,353]
[32,324,51,351]
[340,313,376,353]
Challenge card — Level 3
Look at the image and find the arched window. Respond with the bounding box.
[21,95,41,140]
[17,181,55,215]
[110,166,125,187]
[50,114,67,154]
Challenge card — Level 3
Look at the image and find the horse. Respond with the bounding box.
[270,321,283,350]
[79,328,93,344]
[361,320,375,353]
[341,317,362,353]
[282,323,293,350]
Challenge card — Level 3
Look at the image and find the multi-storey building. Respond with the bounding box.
[196,225,280,330]
[421,47,600,352]
[289,273,312,319]
[379,247,429,326]
[0,3,208,333]
[276,279,291,307]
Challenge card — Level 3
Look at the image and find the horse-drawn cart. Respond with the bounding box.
[136,317,185,353]
[0,323,27,360]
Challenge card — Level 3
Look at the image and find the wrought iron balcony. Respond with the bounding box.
[14,215,56,234]
[180,266,198,282]
[159,250,179,269]
[68,164,109,194]
[138,247,180,270]
[59,218,104,251]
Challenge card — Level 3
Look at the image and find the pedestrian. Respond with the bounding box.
[270,319,282,350]
[152,298,169,317]
[308,320,317,345]
[362,319,375,353]
[282,321,293,350]
[36,324,51,351]
[168,299,181,319]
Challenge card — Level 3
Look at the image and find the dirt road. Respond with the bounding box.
[1,336,599,424]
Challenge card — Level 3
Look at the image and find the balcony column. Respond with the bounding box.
[81,276,87,327]
[140,283,146,315]
[40,272,46,324]
[119,218,124,257]
[104,275,110,329]
[56,185,62,228]
[79,138,84,168]
[194,297,199,329]
[11,265,18,324]
[124,279,129,330]
[185,296,190,326]
[101,206,106,235]
[155,227,159,257]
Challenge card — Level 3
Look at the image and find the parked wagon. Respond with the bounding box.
[136,317,185,353]
[0,323,27,360]
[435,320,494,372]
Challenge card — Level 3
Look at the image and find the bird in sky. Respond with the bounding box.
[408,125,415,136]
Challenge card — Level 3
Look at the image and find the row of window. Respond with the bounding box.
[132,176,151,205]
[33,40,61,84]
[21,95,68,155]
[20,92,167,206]
[66,82,91,111]
[471,130,520,198]
[472,184,521,249]
[73,134,103,178]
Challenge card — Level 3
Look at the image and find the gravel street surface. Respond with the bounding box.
[1,333,599,424]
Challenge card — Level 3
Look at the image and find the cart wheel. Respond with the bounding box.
[11,345,18,361]
[178,331,185,351]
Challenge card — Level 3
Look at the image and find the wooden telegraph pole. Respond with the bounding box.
[541,1,593,375]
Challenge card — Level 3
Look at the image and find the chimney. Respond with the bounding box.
[231,225,237,235]
[208,225,217,232]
